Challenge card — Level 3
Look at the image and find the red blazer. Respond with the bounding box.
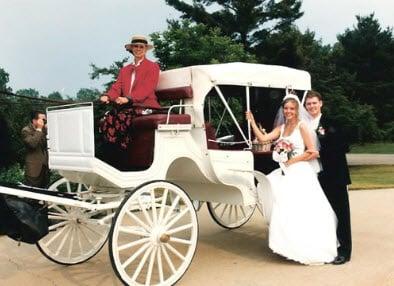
[106,58,161,108]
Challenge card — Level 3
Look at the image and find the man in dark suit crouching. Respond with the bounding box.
[21,111,49,188]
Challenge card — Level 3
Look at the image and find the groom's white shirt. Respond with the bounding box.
[309,113,323,173]
[310,113,322,131]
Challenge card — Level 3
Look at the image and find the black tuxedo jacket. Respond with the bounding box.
[317,115,351,186]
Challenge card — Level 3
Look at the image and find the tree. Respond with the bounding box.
[333,14,394,126]
[0,67,12,92]
[47,91,63,100]
[90,57,129,90]
[76,88,101,102]
[16,88,40,98]
[165,0,303,49]
[151,20,256,69]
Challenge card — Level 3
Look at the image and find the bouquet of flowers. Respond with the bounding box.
[272,139,295,166]
[272,139,295,175]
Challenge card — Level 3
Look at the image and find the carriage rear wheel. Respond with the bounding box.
[109,180,198,286]
[207,202,255,229]
[36,178,110,265]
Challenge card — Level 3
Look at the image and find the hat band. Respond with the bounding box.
[131,39,148,45]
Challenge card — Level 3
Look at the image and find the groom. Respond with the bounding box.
[305,91,352,265]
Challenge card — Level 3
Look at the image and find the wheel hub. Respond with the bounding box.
[159,233,170,243]
[151,227,170,245]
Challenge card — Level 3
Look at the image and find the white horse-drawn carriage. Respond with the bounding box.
[0,62,311,285]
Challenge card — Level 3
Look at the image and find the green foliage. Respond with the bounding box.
[0,67,12,92]
[350,143,394,154]
[76,88,101,102]
[165,0,303,49]
[381,121,394,141]
[16,88,40,98]
[47,91,63,100]
[322,90,380,143]
[334,14,394,126]
[0,164,24,184]
[90,57,129,90]
[150,20,256,69]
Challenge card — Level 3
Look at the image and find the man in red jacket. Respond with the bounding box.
[100,35,160,108]
[99,35,161,169]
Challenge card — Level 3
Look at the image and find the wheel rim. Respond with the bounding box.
[37,178,110,265]
[110,181,198,286]
[207,202,255,229]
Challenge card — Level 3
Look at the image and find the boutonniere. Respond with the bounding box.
[317,126,325,135]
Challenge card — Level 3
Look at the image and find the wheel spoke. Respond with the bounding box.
[150,190,158,226]
[75,226,84,255]
[77,183,82,194]
[118,237,150,251]
[213,203,221,210]
[228,205,233,222]
[240,205,247,217]
[219,204,228,219]
[156,245,164,283]
[66,181,72,193]
[161,244,176,274]
[80,223,103,238]
[166,223,193,235]
[158,189,168,224]
[138,196,153,227]
[164,208,189,231]
[78,224,94,248]
[126,209,151,232]
[145,247,157,286]
[164,243,185,261]
[48,214,68,220]
[131,246,153,282]
[55,225,72,255]
[48,221,69,231]
[162,194,181,225]
[44,222,69,247]
[119,226,150,237]
[169,237,192,245]
[122,242,150,269]
[67,225,75,260]
[49,204,67,214]
[235,206,239,221]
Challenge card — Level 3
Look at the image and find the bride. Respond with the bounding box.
[246,94,337,265]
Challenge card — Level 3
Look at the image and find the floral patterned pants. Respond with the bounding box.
[99,107,136,149]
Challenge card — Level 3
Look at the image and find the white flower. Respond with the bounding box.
[317,126,325,135]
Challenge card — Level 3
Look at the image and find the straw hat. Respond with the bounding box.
[125,35,153,51]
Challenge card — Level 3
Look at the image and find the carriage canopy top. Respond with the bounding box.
[157,62,312,92]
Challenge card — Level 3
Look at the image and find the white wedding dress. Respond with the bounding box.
[265,122,338,265]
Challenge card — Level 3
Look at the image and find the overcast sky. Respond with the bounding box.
[1,0,393,97]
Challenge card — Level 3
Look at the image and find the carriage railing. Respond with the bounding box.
[213,85,252,149]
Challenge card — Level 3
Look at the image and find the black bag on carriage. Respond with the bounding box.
[0,194,48,244]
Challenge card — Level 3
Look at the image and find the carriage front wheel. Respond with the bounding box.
[36,178,111,265]
[109,180,198,286]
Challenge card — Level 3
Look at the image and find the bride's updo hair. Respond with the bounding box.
[282,96,300,118]
[282,97,299,109]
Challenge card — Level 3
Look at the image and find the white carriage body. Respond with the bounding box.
[47,62,311,206]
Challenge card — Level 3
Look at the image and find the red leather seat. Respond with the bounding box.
[127,113,191,169]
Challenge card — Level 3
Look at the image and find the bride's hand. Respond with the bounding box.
[306,150,319,159]
[245,111,256,124]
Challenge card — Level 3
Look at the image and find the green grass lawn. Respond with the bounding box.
[350,143,394,154]
[349,165,394,190]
